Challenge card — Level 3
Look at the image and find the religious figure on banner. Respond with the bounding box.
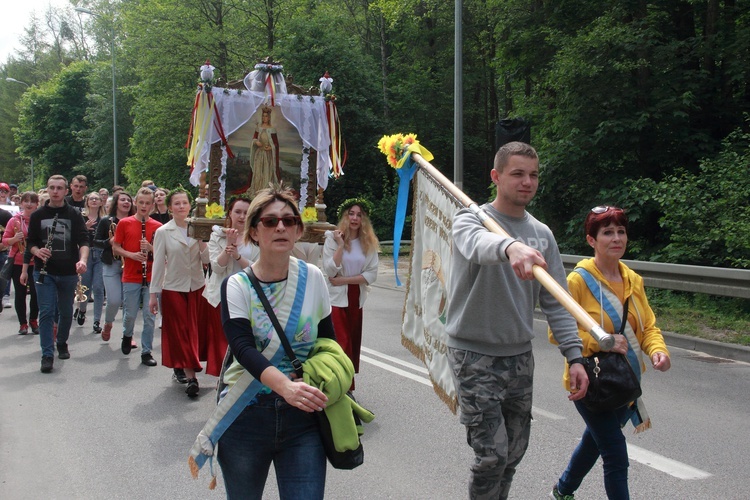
[248,106,281,195]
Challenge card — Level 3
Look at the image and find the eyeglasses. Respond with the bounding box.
[257,215,301,228]
[590,206,623,214]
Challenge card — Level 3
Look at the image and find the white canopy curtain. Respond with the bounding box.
[189,86,333,193]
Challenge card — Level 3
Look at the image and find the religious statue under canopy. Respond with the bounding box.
[248,106,281,195]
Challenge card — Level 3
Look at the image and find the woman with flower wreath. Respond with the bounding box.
[202,195,256,377]
[148,187,210,397]
[322,198,379,390]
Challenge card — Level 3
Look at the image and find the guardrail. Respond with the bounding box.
[382,242,750,299]
[561,255,750,299]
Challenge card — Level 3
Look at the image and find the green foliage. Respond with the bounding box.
[647,289,750,346]
[628,124,750,267]
[15,61,93,182]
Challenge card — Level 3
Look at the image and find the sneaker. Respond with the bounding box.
[77,310,86,326]
[141,353,157,366]
[172,368,188,384]
[57,343,70,360]
[30,320,39,335]
[550,485,575,500]
[2,295,10,308]
[121,336,133,355]
[18,324,29,335]
[186,378,199,398]
[40,355,54,373]
[73,308,79,321]
[102,322,112,341]
[93,321,102,334]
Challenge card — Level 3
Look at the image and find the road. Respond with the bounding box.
[1,265,749,499]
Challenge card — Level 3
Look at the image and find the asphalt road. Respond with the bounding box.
[1,264,749,499]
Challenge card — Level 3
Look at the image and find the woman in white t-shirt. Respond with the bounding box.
[322,198,379,390]
[202,196,256,377]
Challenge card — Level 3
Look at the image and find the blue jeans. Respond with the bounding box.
[101,261,123,323]
[78,248,104,323]
[217,397,326,500]
[557,401,634,500]
[34,271,77,357]
[122,282,154,355]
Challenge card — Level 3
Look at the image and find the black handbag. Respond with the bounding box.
[581,299,642,412]
[245,268,364,470]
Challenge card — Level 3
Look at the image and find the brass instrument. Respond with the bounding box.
[16,219,26,254]
[74,274,89,303]
[109,219,120,261]
[36,213,59,284]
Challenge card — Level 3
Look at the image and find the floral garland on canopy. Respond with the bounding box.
[377,133,433,285]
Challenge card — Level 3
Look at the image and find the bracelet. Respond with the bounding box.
[568,357,585,366]
[235,254,242,261]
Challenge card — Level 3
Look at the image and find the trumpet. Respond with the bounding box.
[109,220,120,261]
[36,213,59,285]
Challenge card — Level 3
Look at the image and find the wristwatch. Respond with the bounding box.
[568,357,585,366]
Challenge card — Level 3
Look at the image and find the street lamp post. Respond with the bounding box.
[75,7,118,186]
[6,77,29,87]
[6,78,34,189]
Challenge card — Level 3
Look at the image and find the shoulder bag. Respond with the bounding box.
[245,267,364,470]
[581,298,642,412]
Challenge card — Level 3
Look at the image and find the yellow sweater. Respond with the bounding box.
[549,258,669,391]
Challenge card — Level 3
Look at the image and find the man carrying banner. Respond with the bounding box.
[445,141,588,500]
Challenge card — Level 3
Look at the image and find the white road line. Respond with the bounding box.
[627,444,712,479]
[531,407,566,421]
[360,355,433,386]
[362,346,712,481]
[361,347,429,374]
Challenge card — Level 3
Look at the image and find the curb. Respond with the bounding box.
[661,331,750,364]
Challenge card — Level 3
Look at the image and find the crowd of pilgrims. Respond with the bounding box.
[3,175,379,400]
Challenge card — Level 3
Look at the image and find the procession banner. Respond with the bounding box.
[401,168,461,413]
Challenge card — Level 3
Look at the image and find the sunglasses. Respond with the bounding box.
[257,215,301,228]
[590,206,623,214]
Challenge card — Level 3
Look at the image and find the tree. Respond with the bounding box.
[14,61,92,182]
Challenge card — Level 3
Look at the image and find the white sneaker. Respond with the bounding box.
[2,295,10,308]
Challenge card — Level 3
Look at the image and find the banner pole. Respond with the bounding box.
[411,153,615,350]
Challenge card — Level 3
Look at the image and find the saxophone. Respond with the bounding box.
[36,213,59,284]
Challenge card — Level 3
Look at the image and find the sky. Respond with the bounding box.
[1,0,71,62]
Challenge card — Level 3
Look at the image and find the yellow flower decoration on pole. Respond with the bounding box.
[377,133,433,169]
[205,202,225,219]
[376,132,433,286]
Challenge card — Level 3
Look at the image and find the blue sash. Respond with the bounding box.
[574,268,641,381]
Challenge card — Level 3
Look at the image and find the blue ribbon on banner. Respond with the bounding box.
[392,156,418,286]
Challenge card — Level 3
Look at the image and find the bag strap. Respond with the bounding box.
[244,267,304,378]
[617,299,629,336]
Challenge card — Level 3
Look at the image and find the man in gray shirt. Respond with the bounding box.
[445,141,589,500]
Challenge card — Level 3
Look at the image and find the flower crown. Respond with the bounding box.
[337,197,374,220]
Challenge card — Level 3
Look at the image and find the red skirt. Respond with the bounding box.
[331,284,363,373]
[161,288,204,371]
[203,303,229,377]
